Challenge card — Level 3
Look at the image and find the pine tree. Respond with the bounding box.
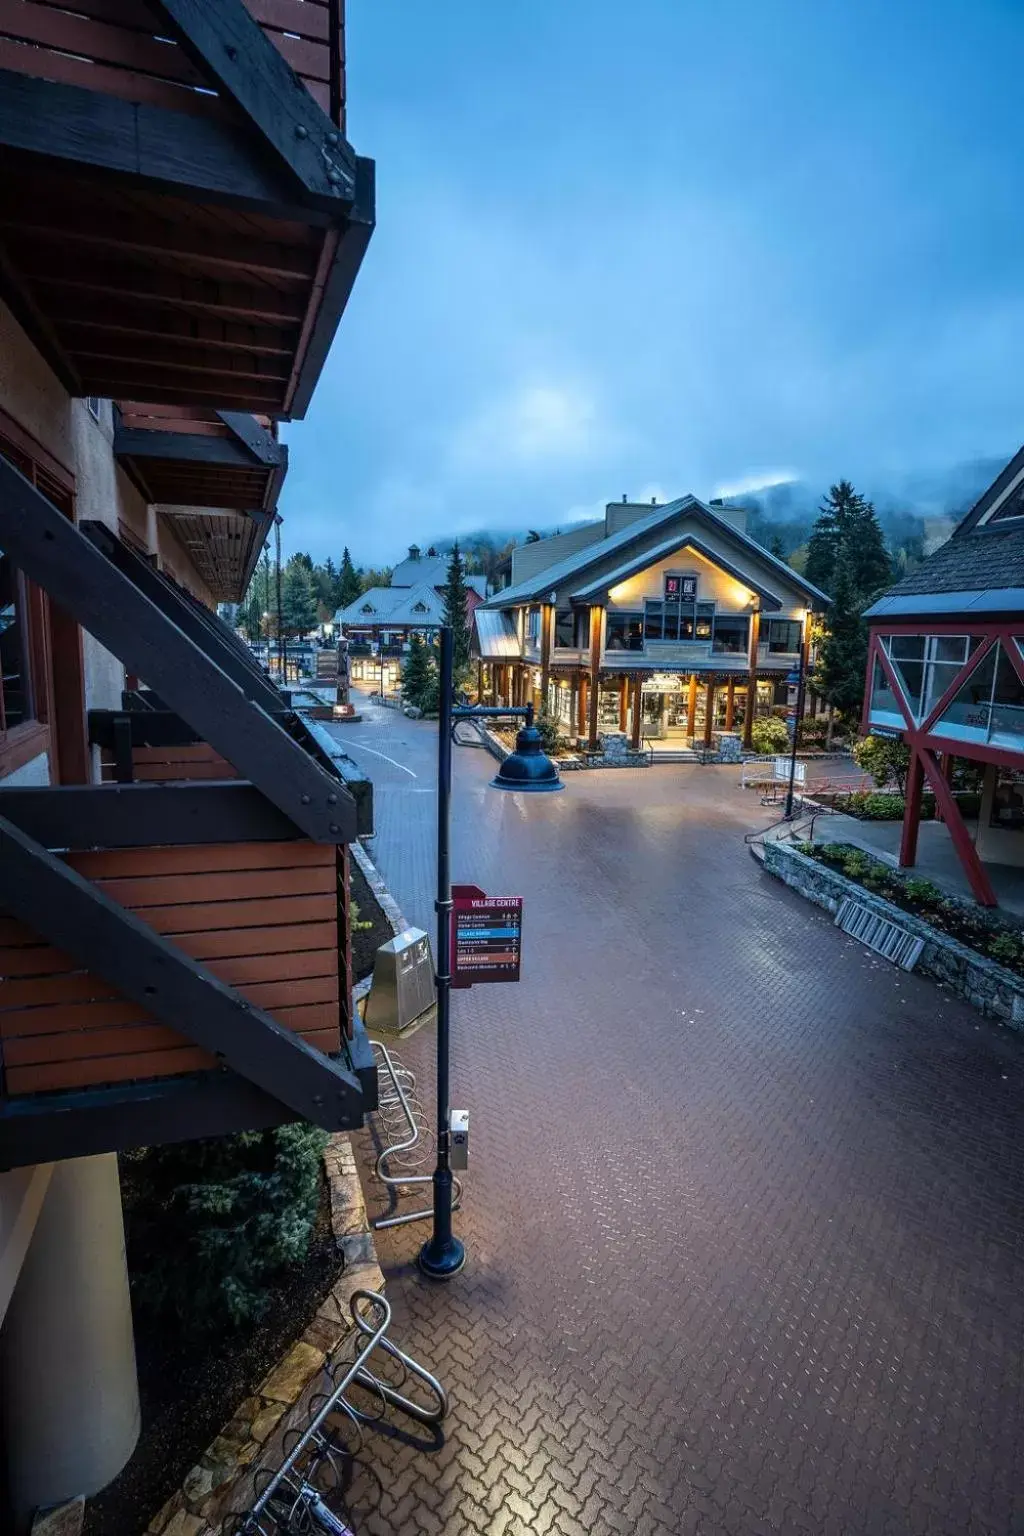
[806,481,893,723]
[815,549,869,719]
[441,540,472,682]
[281,558,318,637]
[401,633,438,712]
[336,546,362,610]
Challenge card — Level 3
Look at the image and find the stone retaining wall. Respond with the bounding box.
[762,840,1024,1031]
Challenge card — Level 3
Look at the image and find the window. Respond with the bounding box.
[86,397,102,422]
[936,642,1024,748]
[0,554,33,730]
[989,484,1024,524]
[413,601,428,614]
[575,609,590,650]
[766,619,802,654]
[605,610,644,651]
[360,602,374,614]
[526,607,540,642]
[881,633,982,723]
[712,615,749,655]
[555,609,575,647]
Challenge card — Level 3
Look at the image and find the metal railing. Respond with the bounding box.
[231,1290,447,1536]
[369,1041,463,1230]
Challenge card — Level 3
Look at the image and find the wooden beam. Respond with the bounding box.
[539,602,553,711]
[54,308,297,359]
[725,677,735,731]
[0,68,314,218]
[29,253,308,323]
[587,606,602,752]
[0,816,363,1126]
[630,676,642,750]
[578,673,588,739]
[918,746,997,907]
[113,426,265,469]
[0,459,355,842]
[618,674,628,732]
[899,746,924,868]
[687,673,698,739]
[286,157,374,418]
[744,610,761,749]
[703,682,716,750]
[0,203,317,282]
[0,781,301,849]
[149,0,356,206]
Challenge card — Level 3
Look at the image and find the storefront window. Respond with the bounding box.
[990,769,1024,829]
[598,688,621,725]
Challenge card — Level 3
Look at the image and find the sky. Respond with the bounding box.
[278,0,1024,564]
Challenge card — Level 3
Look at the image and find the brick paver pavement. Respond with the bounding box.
[330,698,1024,1536]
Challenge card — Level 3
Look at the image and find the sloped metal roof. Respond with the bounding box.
[474,608,520,658]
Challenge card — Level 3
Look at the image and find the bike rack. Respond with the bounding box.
[369,1040,463,1230]
[232,1290,447,1536]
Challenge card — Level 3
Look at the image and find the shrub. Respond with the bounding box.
[987,931,1024,967]
[127,1122,328,1332]
[901,877,942,905]
[852,734,911,793]
[534,708,566,757]
[750,716,791,755]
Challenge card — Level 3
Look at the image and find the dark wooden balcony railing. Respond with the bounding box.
[0,0,346,125]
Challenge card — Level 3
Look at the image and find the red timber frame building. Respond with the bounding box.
[863,445,1024,908]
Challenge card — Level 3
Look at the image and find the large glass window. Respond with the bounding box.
[766,619,802,654]
[554,609,575,647]
[575,609,590,649]
[712,615,749,655]
[881,634,982,723]
[868,654,903,726]
[935,643,1024,745]
[526,607,540,642]
[989,648,1024,747]
[644,600,664,641]
[605,610,644,650]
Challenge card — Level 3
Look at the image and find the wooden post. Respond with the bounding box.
[540,603,553,712]
[919,747,997,905]
[899,746,924,868]
[703,681,716,750]
[630,676,642,749]
[743,610,761,749]
[578,673,589,738]
[687,673,698,739]
[476,659,483,700]
[725,677,735,731]
[588,606,603,751]
[618,674,629,731]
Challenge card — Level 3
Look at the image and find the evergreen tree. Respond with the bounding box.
[401,633,438,711]
[806,481,893,722]
[336,546,362,610]
[767,532,786,560]
[281,558,318,636]
[441,540,473,681]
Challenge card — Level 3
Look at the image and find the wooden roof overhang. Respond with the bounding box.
[114,403,285,598]
[0,0,373,418]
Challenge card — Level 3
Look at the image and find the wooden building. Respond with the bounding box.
[476,497,828,751]
[0,4,375,1524]
[864,446,1024,907]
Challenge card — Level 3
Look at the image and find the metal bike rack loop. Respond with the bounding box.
[370,1039,462,1230]
[234,1290,447,1536]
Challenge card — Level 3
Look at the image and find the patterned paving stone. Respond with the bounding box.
[330,700,1024,1535]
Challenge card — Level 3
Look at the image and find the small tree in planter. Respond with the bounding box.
[853,733,911,795]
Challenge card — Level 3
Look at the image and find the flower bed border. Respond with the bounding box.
[762,840,1024,1031]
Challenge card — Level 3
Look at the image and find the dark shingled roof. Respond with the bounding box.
[877,524,1024,598]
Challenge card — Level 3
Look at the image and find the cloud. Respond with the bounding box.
[711,471,800,499]
[448,380,606,473]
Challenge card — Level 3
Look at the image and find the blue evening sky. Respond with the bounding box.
[279,0,1024,564]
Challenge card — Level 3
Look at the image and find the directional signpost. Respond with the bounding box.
[451,885,523,988]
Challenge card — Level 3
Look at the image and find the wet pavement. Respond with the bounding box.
[330,695,1024,1536]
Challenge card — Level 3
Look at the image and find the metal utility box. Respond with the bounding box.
[449,1110,469,1171]
[364,928,436,1037]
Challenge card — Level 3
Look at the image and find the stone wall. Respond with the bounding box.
[763,840,1024,1031]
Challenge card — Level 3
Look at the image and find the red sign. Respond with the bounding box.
[451,885,523,987]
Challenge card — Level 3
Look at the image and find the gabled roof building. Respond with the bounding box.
[475,496,828,751]
[864,445,1024,905]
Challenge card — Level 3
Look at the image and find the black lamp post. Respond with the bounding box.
[418,627,563,1282]
[783,619,808,820]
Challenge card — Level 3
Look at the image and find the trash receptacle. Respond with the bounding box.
[363,928,436,1037]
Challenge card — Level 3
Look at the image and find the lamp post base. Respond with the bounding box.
[418,1234,466,1280]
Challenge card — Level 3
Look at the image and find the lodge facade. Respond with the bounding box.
[864,445,1024,907]
[0,4,375,1525]
[477,497,828,751]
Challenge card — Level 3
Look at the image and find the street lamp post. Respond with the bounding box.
[783,621,808,820]
[418,626,562,1281]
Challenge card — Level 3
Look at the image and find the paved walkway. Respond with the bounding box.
[329,696,1024,1536]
